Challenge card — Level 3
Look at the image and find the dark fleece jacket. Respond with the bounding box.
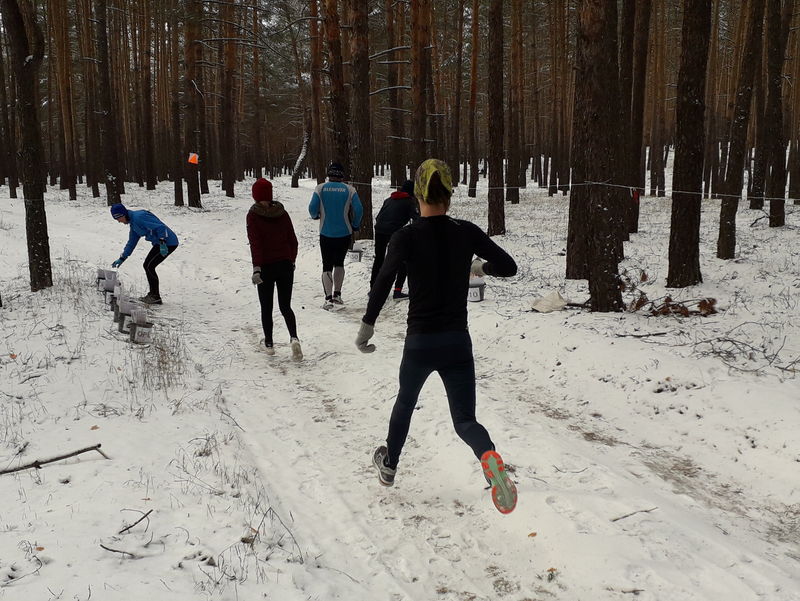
[246,202,298,267]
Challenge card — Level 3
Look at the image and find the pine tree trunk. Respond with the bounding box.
[505,0,521,204]
[486,0,505,236]
[350,0,373,238]
[309,0,325,183]
[467,0,479,198]
[576,0,623,311]
[717,0,764,259]
[0,0,53,291]
[0,33,18,197]
[627,0,651,232]
[324,0,350,173]
[667,0,712,288]
[94,0,122,205]
[183,0,202,208]
[765,0,791,227]
[221,0,236,197]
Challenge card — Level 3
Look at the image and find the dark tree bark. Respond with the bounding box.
[141,1,156,190]
[451,0,465,188]
[467,0,479,198]
[486,0,505,236]
[410,0,430,170]
[94,0,122,205]
[575,0,623,312]
[505,0,521,204]
[183,0,202,208]
[627,0,651,233]
[667,0,712,288]
[0,0,53,291]
[0,33,18,197]
[171,94,184,206]
[718,0,764,259]
[324,0,350,173]
[220,0,236,197]
[350,0,373,238]
[309,0,325,183]
[765,0,791,227]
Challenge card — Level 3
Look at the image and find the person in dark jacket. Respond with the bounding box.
[110,204,179,305]
[369,180,419,300]
[247,178,302,360]
[355,158,518,515]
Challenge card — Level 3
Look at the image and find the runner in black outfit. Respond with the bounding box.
[355,158,519,514]
[369,179,418,299]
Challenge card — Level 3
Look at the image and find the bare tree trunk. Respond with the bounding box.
[627,0,651,232]
[324,0,350,173]
[505,0,521,204]
[717,0,764,259]
[183,0,202,208]
[350,0,373,238]
[309,0,325,183]
[765,0,791,227]
[141,1,156,190]
[0,0,53,291]
[467,0,479,197]
[95,0,122,205]
[410,0,430,169]
[576,0,623,312]
[486,0,505,235]
[0,29,18,197]
[450,0,465,188]
[667,0,712,288]
[220,0,236,197]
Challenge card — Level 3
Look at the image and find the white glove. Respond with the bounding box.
[252,268,263,285]
[355,321,376,353]
[471,259,486,277]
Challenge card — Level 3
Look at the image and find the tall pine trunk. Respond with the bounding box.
[667,0,712,288]
[1,0,53,291]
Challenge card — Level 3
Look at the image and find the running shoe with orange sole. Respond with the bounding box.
[481,450,518,514]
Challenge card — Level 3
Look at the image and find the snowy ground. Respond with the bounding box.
[0,173,798,601]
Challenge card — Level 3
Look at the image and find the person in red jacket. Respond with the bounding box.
[247,178,302,360]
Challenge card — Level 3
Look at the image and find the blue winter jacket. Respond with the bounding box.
[121,210,179,258]
[308,181,363,238]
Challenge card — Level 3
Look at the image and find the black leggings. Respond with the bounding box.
[385,331,493,469]
[370,231,406,290]
[143,244,178,298]
[257,260,298,344]
[319,234,351,271]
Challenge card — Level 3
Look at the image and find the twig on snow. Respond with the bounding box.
[99,544,137,559]
[610,507,658,522]
[118,509,153,534]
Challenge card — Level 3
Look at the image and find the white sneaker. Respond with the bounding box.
[290,338,303,361]
[265,343,275,356]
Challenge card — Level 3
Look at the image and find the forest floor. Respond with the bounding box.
[0,175,798,601]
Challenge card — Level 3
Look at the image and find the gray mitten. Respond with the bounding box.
[355,321,376,353]
[471,258,486,277]
[252,268,263,285]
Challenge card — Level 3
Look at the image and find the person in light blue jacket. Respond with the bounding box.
[308,162,363,310]
[110,204,179,305]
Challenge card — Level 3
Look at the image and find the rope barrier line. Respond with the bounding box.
[341,178,799,204]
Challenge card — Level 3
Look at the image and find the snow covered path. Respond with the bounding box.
[1,178,798,600]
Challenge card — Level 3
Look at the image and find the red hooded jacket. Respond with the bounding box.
[246,201,298,267]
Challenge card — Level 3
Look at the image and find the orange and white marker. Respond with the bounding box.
[188,152,199,165]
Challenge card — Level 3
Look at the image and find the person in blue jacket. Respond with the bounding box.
[308,162,363,310]
[110,204,179,305]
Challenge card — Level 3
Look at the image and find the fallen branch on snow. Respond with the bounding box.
[0,444,110,476]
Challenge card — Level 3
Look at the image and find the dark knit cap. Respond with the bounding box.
[110,203,129,219]
[400,180,415,195]
[252,178,273,203]
[327,162,345,179]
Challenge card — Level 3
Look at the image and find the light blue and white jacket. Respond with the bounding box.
[120,210,179,258]
[308,181,363,238]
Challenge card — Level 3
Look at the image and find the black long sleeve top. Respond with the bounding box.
[363,215,517,334]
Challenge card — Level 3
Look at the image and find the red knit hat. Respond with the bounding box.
[252,178,273,202]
